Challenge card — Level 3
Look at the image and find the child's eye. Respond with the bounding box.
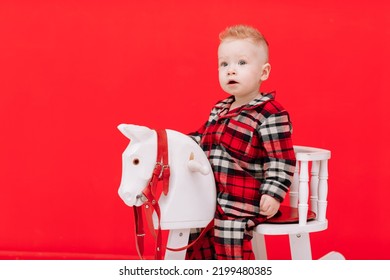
[220,62,228,67]
[238,60,247,65]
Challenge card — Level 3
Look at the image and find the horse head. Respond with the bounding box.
[117,124,158,207]
[117,124,216,229]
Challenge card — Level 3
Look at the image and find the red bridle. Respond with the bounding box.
[133,129,170,260]
[132,129,212,260]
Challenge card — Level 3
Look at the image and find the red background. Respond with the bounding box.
[0,0,389,260]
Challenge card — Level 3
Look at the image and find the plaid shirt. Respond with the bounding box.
[187,92,296,259]
[189,92,296,219]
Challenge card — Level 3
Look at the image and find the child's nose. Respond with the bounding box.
[227,67,236,75]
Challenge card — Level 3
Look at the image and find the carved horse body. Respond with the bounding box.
[117,124,216,259]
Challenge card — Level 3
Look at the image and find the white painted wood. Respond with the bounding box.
[298,161,309,226]
[310,161,320,215]
[254,220,328,235]
[252,232,268,260]
[319,251,346,260]
[318,159,329,222]
[289,163,299,208]
[164,229,190,260]
[289,233,312,260]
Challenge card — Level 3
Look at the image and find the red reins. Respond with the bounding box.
[132,129,213,260]
[133,129,169,260]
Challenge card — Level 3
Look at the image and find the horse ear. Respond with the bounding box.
[117,124,154,142]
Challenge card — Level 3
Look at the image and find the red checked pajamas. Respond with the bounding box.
[186,92,296,260]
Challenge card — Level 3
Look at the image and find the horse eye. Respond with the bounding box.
[133,158,140,165]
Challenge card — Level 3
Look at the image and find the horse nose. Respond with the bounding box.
[118,189,135,205]
[122,192,132,201]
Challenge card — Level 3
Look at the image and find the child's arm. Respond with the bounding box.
[188,113,215,144]
[188,123,206,144]
[258,110,296,205]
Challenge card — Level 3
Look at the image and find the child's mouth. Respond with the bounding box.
[228,80,238,85]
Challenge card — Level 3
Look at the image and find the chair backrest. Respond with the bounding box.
[290,146,331,226]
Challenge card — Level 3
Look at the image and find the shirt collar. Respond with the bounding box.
[215,92,276,112]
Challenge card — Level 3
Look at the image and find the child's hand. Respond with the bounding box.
[260,194,280,219]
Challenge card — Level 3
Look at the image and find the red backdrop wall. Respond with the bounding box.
[0,0,389,259]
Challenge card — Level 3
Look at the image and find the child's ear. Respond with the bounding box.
[260,63,271,81]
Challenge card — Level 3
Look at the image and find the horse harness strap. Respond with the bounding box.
[133,129,212,260]
[133,129,168,260]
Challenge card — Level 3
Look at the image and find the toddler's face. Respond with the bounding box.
[218,38,269,99]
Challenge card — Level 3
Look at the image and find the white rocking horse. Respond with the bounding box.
[118,124,344,260]
[117,124,216,260]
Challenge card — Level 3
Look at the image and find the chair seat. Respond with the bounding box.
[255,219,328,235]
[255,205,327,235]
[265,205,316,224]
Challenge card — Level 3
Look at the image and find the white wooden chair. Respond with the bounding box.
[252,145,345,260]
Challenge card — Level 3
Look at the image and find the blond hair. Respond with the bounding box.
[219,25,269,57]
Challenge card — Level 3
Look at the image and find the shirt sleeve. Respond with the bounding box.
[258,111,296,202]
[187,121,208,145]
